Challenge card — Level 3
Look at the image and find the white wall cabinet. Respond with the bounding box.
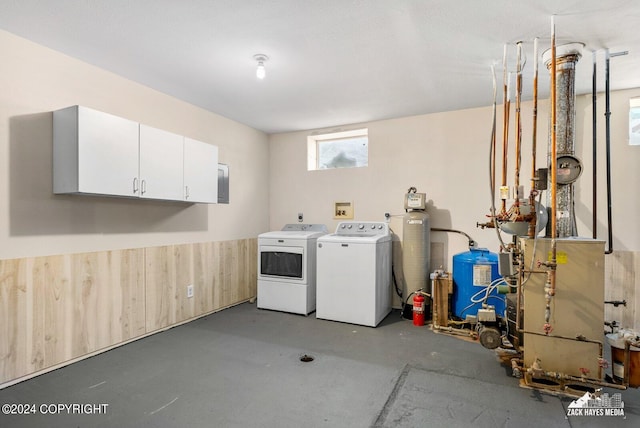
[139,124,184,201]
[184,137,218,203]
[53,106,219,203]
[54,105,140,197]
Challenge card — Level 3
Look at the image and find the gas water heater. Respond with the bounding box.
[402,188,431,302]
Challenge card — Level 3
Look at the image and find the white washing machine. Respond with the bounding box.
[257,224,328,315]
[316,221,392,327]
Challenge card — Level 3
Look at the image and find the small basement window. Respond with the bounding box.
[307,128,368,170]
[630,97,640,146]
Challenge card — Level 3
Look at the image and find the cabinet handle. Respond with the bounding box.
[133,177,139,194]
[185,186,189,199]
[141,179,146,195]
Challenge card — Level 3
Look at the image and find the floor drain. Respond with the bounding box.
[300,354,314,362]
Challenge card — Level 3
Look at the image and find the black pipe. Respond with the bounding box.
[602,50,629,253]
[604,51,613,254]
[431,227,476,249]
[592,52,598,239]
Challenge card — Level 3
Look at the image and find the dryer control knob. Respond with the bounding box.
[358,224,364,229]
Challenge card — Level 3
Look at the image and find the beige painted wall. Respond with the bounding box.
[269,88,640,329]
[0,30,265,386]
[0,30,270,259]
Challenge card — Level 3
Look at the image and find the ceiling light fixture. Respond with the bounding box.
[254,54,269,79]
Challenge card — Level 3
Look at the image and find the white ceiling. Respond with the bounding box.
[1,0,638,134]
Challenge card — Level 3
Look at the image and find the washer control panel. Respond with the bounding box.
[335,221,389,236]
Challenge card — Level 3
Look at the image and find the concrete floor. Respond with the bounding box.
[0,302,638,427]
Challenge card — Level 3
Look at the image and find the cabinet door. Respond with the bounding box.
[64,106,139,196]
[139,125,184,201]
[183,137,218,203]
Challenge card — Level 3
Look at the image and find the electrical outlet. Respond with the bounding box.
[187,284,194,298]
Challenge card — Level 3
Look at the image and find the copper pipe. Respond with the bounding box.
[522,329,604,379]
[514,42,523,213]
[501,44,510,214]
[548,17,558,325]
[528,38,539,238]
[433,324,475,338]
[491,65,497,221]
[511,358,522,378]
[550,18,558,243]
[527,369,627,391]
[531,38,539,185]
[522,269,550,274]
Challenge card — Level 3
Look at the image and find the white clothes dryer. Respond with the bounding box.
[257,224,328,315]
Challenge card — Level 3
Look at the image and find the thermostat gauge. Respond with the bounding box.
[556,155,582,184]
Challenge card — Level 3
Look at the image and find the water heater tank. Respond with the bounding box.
[452,248,503,319]
[402,211,431,297]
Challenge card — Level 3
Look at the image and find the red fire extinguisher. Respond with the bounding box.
[413,293,425,326]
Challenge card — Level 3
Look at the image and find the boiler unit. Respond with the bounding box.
[521,237,605,384]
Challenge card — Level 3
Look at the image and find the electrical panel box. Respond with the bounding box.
[404,192,426,210]
[218,163,229,204]
[498,252,515,277]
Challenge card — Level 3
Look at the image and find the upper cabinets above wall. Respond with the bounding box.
[53,106,218,203]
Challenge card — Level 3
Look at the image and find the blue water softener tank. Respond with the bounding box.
[452,248,504,319]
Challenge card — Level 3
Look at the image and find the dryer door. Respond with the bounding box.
[259,245,305,280]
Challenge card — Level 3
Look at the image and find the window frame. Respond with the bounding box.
[307,128,368,170]
[629,97,640,146]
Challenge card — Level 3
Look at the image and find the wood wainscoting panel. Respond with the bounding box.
[116,249,147,342]
[0,258,45,383]
[211,238,257,310]
[193,242,215,316]
[41,255,74,368]
[85,250,146,351]
[217,240,238,308]
[2,239,257,386]
[243,238,258,302]
[44,250,146,371]
[145,239,257,332]
[145,244,199,332]
[174,244,196,324]
[145,245,178,332]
